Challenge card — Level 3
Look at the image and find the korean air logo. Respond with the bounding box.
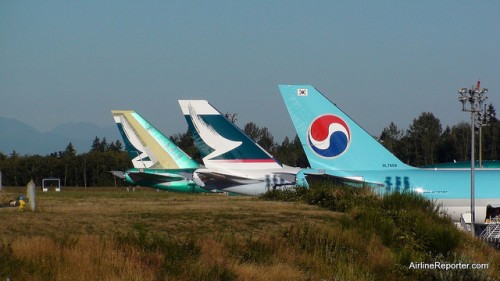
[308,115,351,158]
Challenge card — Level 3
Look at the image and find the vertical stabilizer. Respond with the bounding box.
[111,110,199,169]
[178,100,282,170]
[278,85,413,171]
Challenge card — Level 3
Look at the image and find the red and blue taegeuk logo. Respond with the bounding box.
[308,115,351,158]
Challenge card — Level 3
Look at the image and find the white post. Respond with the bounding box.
[27,180,36,211]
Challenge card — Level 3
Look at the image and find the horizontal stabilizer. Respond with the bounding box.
[110,171,125,179]
[272,173,297,184]
[194,170,261,190]
[127,171,187,184]
[302,171,384,189]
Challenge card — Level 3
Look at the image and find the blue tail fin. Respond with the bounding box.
[278,85,413,171]
[178,100,282,170]
[112,110,199,169]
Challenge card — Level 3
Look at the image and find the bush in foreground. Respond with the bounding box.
[261,184,493,280]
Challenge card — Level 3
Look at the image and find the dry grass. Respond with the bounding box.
[0,187,337,238]
[10,235,158,281]
[0,187,339,280]
[1,186,499,280]
[234,263,306,281]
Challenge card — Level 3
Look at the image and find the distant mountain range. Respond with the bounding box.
[0,117,121,155]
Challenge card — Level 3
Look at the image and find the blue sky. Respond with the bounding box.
[1,1,499,142]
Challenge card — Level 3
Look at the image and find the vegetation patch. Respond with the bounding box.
[0,186,499,280]
[262,184,499,280]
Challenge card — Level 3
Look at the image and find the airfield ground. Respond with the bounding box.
[0,187,340,280]
[0,186,499,280]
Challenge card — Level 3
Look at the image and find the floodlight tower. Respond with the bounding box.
[458,81,488,226]
[477,104,493,168]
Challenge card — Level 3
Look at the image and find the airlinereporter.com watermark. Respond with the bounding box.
[409,261,489,270]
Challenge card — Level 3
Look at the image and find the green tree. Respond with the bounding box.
[437,126,456,163]
[243,122,276,153]
[90,137,107,153]
[406,112,442,166]
[61,143,77,186]
[487,103,497,122]
[481,104,499,160]
[487,121,500,160]
[380,122,405,159]
[450,122,471,162]
[170,129,200,163]
[224,112,237,124]
[9,151,20,186]
[267,135,309,168]
[108,140,123,152]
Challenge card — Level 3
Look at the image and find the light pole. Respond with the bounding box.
[477,104,492,168]
[458,81,488,226]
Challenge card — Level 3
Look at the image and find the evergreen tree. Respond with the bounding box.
[108,140,123,152]
[243,122,276,153]
[450,122,471,162]
[380,122,404,159]
[406,112,442,166]
[224,112,237,124]
[437,126,456,163]
[170,129,200,163]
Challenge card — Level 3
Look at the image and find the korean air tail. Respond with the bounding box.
[178,100,283,171]
[278,85,413,171]
[112,110,199,169]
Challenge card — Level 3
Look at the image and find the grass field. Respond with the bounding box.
[0,186,499,280]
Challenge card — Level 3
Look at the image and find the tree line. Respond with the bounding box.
[380,104,499,166]
[0,107,498,187]
[0,137,130,188]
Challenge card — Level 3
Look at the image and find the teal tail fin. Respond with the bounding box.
[178,100,282,170]
[278,85,412,171]
[111,110,199,169]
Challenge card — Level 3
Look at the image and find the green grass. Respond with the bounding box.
[262,184,497,280]
[0,185,498,280]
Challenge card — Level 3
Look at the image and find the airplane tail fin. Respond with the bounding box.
[278,85,412,171]
[111,110,199,169]
[178,100,282,170]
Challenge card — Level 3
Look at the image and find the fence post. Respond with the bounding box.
[27,180,36,211]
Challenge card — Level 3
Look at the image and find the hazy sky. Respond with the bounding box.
[1,1,499,142]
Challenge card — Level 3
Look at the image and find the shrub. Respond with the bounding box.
[115,224,200,279]
[381,191,443,218]
[0,241,23,279]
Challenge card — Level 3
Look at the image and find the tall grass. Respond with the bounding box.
[262,184,377,212]
[262,184,496,280]
[4,235,158,280]
[0,186,498,280]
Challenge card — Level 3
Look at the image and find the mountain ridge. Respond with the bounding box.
[0,117,120,155]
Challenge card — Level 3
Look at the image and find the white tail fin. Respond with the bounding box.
[178,100,282,171]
